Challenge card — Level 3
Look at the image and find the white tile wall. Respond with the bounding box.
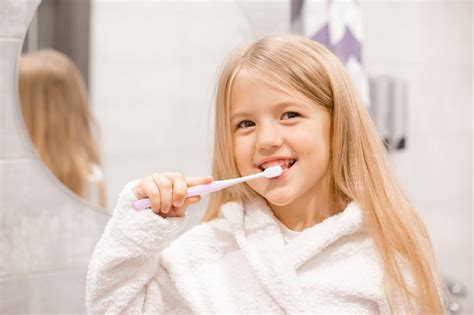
[90,0,289,211]
[362,0,472,312]
[0,267,89,313]
[0,0,111,313]
[1,158,108,275]
[0,0,39,39]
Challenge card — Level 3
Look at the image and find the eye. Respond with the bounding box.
[236,120,255,129]
[282,111,301,120]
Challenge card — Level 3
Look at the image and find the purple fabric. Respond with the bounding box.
[332,28,362,63]
[292,0,370,107]
[295,0,363,65]
[311,23,330,46]
[311,24,362,64]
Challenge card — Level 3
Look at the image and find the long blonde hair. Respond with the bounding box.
[203,34,445,313]
[19,49,106,208]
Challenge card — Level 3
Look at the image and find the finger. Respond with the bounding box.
[159,209,171,218]
[153,174,172,213]
[183,195,201,206]
[165,207,181,218]
[175,195,201,216]
[185,176,214,187]
[142,176,161,213]
[132,185,145,199]
[160,204,183,218]
[165,195,202,217]
[161,173,187,209]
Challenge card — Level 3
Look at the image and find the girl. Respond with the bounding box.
[19,49,107,208]
[86,34,445,314]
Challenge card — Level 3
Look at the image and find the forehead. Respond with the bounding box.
[230,71,313,118]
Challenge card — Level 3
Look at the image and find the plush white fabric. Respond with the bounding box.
[86,179,394,314]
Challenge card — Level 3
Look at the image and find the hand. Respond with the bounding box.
[132,172,214,218]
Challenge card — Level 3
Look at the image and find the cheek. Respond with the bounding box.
[294,128,318,153]
[233,138,252,171]
[298,127,330,163]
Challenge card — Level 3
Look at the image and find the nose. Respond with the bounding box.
[255,123,283,150]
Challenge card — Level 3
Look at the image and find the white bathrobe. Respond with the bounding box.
[86,180,395,314]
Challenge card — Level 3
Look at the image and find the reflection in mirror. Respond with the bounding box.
[18,50,106,208]
[19,0,107,209]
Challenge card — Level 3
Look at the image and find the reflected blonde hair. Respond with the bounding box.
[19,49,106,208]
[203,34,445,313]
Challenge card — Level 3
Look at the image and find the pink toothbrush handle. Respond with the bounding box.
[131,181,222,211]
[131,198,152,211]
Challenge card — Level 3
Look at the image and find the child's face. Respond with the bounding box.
[231,71,332,206]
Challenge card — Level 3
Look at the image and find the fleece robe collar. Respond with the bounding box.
[219,197,364,314]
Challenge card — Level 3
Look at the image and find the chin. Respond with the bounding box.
[262,190,295,206]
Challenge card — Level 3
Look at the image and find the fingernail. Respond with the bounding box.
[173,200,181,207]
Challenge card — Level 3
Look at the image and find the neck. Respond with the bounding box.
[268,174,343,232]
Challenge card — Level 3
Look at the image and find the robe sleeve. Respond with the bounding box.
[85,179,191,314]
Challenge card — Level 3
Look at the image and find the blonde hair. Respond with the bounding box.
[19,49,106,208]
[203,34,445,313]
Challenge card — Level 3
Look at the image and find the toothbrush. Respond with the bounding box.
[131,165,283,211]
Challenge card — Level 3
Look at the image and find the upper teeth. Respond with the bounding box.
[260,159,295,170]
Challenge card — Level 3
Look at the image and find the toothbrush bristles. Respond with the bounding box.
[263,165,283,178]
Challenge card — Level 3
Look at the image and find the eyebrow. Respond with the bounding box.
[231,101,309,121]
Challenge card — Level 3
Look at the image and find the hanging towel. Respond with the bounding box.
[292,0,371,107]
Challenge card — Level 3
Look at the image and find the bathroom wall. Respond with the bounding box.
[89,0,289,228]
[1,0,471,313]
[0,1,109,313]
[361,1,472,312]
[0,1,290,312]
[91,0,472,311]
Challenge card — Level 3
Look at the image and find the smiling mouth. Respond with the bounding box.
[258,159,297,173]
